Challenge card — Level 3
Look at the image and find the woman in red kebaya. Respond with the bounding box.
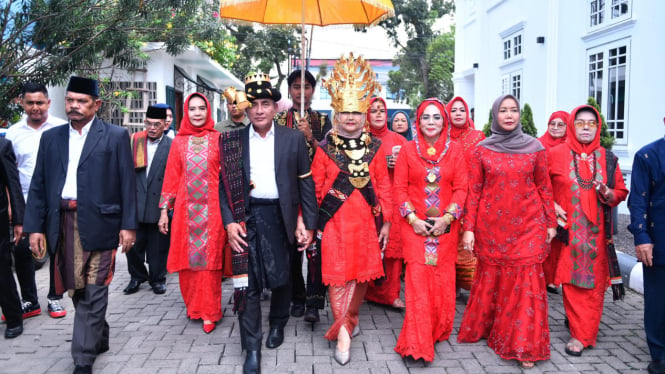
[458,94,556,369]
[393,98,467,362]
[159,93,226,334]
[445,96,485,293]
[364,97,407,309]
[538,110,569,294]
[548,105,628,357]
[314,54,392,366]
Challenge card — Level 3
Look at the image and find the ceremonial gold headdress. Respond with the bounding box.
[322,53,381,113]
[223,86,251,110]
[244,71,282,102]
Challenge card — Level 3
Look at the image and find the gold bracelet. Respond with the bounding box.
[406,213,418,225]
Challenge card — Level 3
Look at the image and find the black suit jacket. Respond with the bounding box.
[135,136,172,223]
[219,123,317,244]
[0,138,25,232]
[24,117,138,254]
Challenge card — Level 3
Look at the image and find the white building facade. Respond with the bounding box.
[452,0,664,176]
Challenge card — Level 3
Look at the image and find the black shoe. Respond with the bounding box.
[123,280,142,294]
[265,327,284,349]
[243,350,261,374]
[290,303,305,317]
[304,307,320,323]
[73,365,92,374]
[5,325,23,339]
[151,283,166,295]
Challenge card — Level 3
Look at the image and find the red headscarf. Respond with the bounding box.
[367,97,388,136]
[538,111,569,149]
[413,98,451,163]
[445,96,476,139]
[566,105,603,224]
[177,93,216,136]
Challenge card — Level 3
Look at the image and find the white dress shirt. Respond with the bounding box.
[146,135,163,177]
[61,119,93,200]
[249,124,279,199]
[6,114,67,200]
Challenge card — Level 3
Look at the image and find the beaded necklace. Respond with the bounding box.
[573,152,597,190]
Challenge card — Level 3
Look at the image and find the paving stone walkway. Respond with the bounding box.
[0,252,650,373]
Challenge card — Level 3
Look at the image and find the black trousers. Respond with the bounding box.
[71,285,110,366]
[12,237,39,304]
[644,265,665,363]
[238,200,291,351]
[0,235,21,328]
[290,247,327,309]
[126,222,169,285]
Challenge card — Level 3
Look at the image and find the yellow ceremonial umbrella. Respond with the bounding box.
[219,0,395,116]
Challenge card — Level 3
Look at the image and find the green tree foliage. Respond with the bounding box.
[376,0,455,103]
[224,25,299,90]
[1,0,234,122]
[483,109,492,137]
[586,97,615,150]
[520,103,538,137]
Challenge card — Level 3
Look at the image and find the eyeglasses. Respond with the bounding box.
[144,121,163,128]
[573,120,598,129]
[548,121,566,129]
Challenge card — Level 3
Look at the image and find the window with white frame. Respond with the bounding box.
[589,0,631,28]
[587,41,629,144]
[502,31,523,61]
[501,71,522,101]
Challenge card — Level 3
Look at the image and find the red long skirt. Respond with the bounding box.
[325,281,368,341]
[178,269,223,322]
[365,257,402,306]
[458,261,551,362]
[562,283,607,347]
[395,261,456,362]
[543,240,563,285]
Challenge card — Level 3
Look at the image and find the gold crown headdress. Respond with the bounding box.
[322,53,381,113]
[244,72,270,85]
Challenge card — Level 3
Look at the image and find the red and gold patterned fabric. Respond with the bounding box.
[311,141,393,287]
[458,146,556,362]
[393,98,468,361]
[159,93,226,322]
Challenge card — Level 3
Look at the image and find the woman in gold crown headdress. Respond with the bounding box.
[312,54,392,365]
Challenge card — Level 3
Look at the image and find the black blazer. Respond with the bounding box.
[0,138,25,232]
[219,123,317,244]
[135,136,172,223]
[24,117,138,254]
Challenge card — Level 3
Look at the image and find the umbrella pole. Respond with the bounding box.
[301,0,305,118]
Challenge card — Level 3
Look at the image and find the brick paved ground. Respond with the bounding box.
[0,251,650,374]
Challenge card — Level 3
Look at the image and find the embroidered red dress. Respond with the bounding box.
[393,99,468,361]
[538,110,569,286]
[365,97,408,306]
[160,93,226,323]
[446,97,485,290]
[548,106,628,348]
[458,146,556,362]
[312,135,392,340]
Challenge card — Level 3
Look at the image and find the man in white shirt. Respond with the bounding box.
[5,82,67,320]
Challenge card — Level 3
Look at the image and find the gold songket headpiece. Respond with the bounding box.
[322,53,381,113]
[224,86,251,110]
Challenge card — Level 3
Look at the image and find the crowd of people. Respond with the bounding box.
[0,53,663,374]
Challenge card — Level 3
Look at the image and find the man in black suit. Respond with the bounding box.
[24,76,137,374]
[0,137,26,339]
[219,72,318,374]
[124,105,172,295]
